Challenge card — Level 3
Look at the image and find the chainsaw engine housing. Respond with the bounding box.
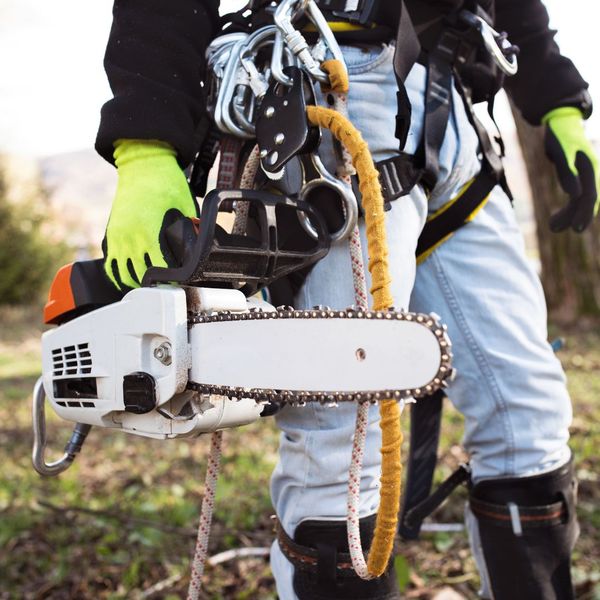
[41,286,264,439]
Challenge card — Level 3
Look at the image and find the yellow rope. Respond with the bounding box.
[306,95,402,577]
[320,59,349,95]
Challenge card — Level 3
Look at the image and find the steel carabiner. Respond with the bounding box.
[274,0,332,84]
[459,11,518,76]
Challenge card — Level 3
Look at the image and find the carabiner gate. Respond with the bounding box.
[274,0,347,85]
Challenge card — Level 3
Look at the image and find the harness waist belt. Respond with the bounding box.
[275,518,361,577]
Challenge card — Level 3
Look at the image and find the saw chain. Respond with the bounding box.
[187,306,453,405]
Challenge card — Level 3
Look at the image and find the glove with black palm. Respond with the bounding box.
[543,107,599,233]
[103,139,198,290]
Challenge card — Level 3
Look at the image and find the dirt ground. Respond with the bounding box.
[0,305,598,599]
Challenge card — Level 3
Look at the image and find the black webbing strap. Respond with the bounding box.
[189,123,221,197]
[415,166,498,261]
[402,464,472,534]
[316,0,383,26]
[398,390,445,540]
[419,30,458,188]
[393,1,420,150]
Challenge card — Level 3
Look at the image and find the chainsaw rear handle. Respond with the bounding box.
[32,377,91,476]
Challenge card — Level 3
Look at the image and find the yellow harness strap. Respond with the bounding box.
[307,60,402,577]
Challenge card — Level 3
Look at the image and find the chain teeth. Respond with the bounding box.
[187,307,453,404]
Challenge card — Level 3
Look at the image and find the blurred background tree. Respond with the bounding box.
[0,156,71,305]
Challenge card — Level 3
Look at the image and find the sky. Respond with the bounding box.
[0,0,598,158]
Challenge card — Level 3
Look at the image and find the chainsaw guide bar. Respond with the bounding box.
[187,306,453,405]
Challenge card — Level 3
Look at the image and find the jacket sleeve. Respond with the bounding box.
[495,0,591,125]
[95,0,220,167]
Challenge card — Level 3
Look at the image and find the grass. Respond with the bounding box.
[0,306,598,599]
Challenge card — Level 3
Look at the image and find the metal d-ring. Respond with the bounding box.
[298,153,358,242]
[32,377,91,476]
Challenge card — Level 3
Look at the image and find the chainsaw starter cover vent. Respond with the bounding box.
[52,343,93,376]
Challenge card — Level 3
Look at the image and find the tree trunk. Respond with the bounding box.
[510,104,600,322]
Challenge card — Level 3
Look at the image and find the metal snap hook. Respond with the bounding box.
[459,11,518,76]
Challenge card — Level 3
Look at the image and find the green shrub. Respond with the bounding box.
[0,162,71,306]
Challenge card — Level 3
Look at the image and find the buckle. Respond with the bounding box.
[320,0,378,26]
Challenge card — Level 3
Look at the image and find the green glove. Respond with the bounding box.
[103,139,198,290]
[542,107,599,233]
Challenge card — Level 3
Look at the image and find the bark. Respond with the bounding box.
[510,104,600,322]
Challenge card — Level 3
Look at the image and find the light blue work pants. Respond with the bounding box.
[270,44,572,599]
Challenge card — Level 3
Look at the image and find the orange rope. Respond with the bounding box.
[306,99,402,577]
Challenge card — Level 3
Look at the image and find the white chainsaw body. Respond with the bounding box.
[41,286,265,439]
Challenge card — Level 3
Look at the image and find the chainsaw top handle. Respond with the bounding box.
[142,188,330,295]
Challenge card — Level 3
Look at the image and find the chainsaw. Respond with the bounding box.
[32,187,453,476]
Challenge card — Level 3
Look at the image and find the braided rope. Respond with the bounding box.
[322,73,374,579]
[187,430,223,600]
[233,145,260,235]
[309,60,403,577]
[186,144,261,599]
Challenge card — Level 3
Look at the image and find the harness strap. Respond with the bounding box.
[349,154,416,209]
[398,390,445,540]
[420,31,458,187]
[275,518,360,577]
[402,463,472,533]
[392,1,420,150]
[470,497,568,529]
[189,123,221,198]
[416,168,497,263]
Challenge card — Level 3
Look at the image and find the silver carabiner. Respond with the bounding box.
[274,0,331,84]
[32,377,91,476]
[297,152,358,242]
[219,26,284,138]
[305,0,347,70]
[459,11,518,76]
[206,32,248,121]
[215,36,254,138]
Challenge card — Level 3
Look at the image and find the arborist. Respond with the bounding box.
[95,0,599,598]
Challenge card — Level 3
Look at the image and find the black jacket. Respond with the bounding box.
[95,0,590,167]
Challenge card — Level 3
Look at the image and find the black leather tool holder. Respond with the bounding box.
[143,189,330,296]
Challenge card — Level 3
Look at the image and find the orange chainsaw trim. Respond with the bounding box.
[44,263,76,325]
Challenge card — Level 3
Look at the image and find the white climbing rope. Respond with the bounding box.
[187,145,261,599]
[187,430,223,600]
[326,86,386,580]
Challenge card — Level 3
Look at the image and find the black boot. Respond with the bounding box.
[276,514,400,599]
[469,458,579,600]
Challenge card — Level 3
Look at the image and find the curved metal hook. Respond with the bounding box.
[460,11,518,76]
[32,377,91,476]
[298,153,358,242]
